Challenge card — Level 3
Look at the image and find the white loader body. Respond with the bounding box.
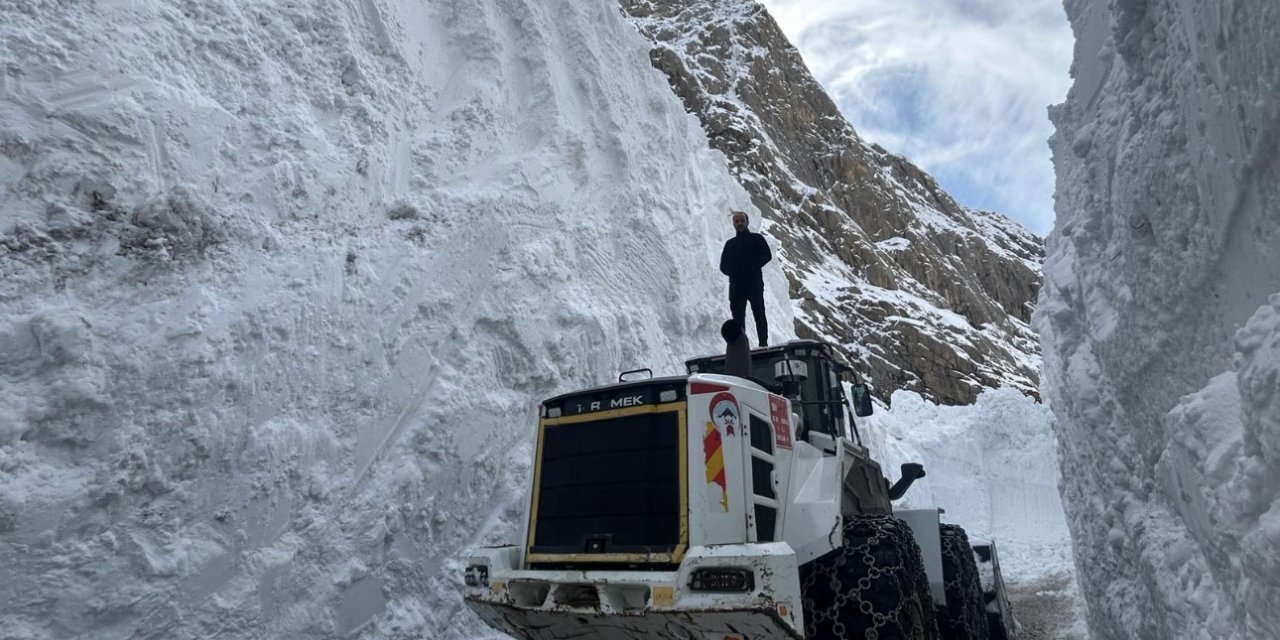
[463,373,830,639]
[462,341,952,639]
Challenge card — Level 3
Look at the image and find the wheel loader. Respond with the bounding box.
[462,336,1015,639]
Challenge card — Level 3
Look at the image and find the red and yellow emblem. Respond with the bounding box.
[703,392,738,511]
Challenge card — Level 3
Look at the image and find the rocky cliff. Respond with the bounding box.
[621,0,1043,404]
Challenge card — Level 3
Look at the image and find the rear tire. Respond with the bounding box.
[936,524,990,640]
[800,514,939,639]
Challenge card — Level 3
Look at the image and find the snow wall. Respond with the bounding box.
[867,390,1073,585]
[0,0,792,637]
[1039,0,1280,637]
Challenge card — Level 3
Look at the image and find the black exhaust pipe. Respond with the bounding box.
[888,462,926,500]
[721,319,751,379]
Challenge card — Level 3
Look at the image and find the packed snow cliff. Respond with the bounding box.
[0,0,782,637]
[1039,0,1280,637]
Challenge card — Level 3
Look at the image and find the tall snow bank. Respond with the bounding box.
[1038,0,1280,636]
[865,389,1075,584]
[0,0,787,637]
[1156,298,1280,639]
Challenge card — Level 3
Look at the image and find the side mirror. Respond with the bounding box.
[851,383,873,417]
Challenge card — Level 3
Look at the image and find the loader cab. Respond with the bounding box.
[685,340,870,447]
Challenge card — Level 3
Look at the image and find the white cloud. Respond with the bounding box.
[759,0,1073,235]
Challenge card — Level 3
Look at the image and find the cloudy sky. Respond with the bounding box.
[758,0,1074,235]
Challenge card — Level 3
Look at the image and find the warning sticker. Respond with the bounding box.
[769,395,792,450]
[703,421,728,512]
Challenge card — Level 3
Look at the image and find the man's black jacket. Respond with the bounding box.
[719,230,772,289]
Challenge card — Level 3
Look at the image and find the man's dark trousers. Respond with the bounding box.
[729,282,767,347]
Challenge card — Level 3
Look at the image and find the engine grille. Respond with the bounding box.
[528,407,684,563]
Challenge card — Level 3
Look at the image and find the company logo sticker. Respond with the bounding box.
[710,392,740,437]
[702,392,737,512]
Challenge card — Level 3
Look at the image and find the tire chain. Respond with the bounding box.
[799,515,939,639]
[937,524,991,640]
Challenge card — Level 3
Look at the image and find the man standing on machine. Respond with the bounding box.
[719,210,772,346]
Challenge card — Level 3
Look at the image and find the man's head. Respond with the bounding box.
[730,211,749,233]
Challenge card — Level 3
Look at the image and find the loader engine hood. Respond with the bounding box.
[530,377,690,567]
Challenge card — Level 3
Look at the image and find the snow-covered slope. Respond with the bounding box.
[1038,0,1280,637]
[0,0,787,637]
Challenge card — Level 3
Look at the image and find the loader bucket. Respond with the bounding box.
[465,598,803,640]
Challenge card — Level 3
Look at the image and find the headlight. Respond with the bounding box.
[464,564,489,587]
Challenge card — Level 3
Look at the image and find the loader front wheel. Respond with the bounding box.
[800,514,939,639]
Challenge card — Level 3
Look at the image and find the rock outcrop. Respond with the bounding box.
[621,0,1043,404]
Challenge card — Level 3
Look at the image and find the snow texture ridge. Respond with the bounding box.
[0,0,783,637]
[1039,0,1280,636]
